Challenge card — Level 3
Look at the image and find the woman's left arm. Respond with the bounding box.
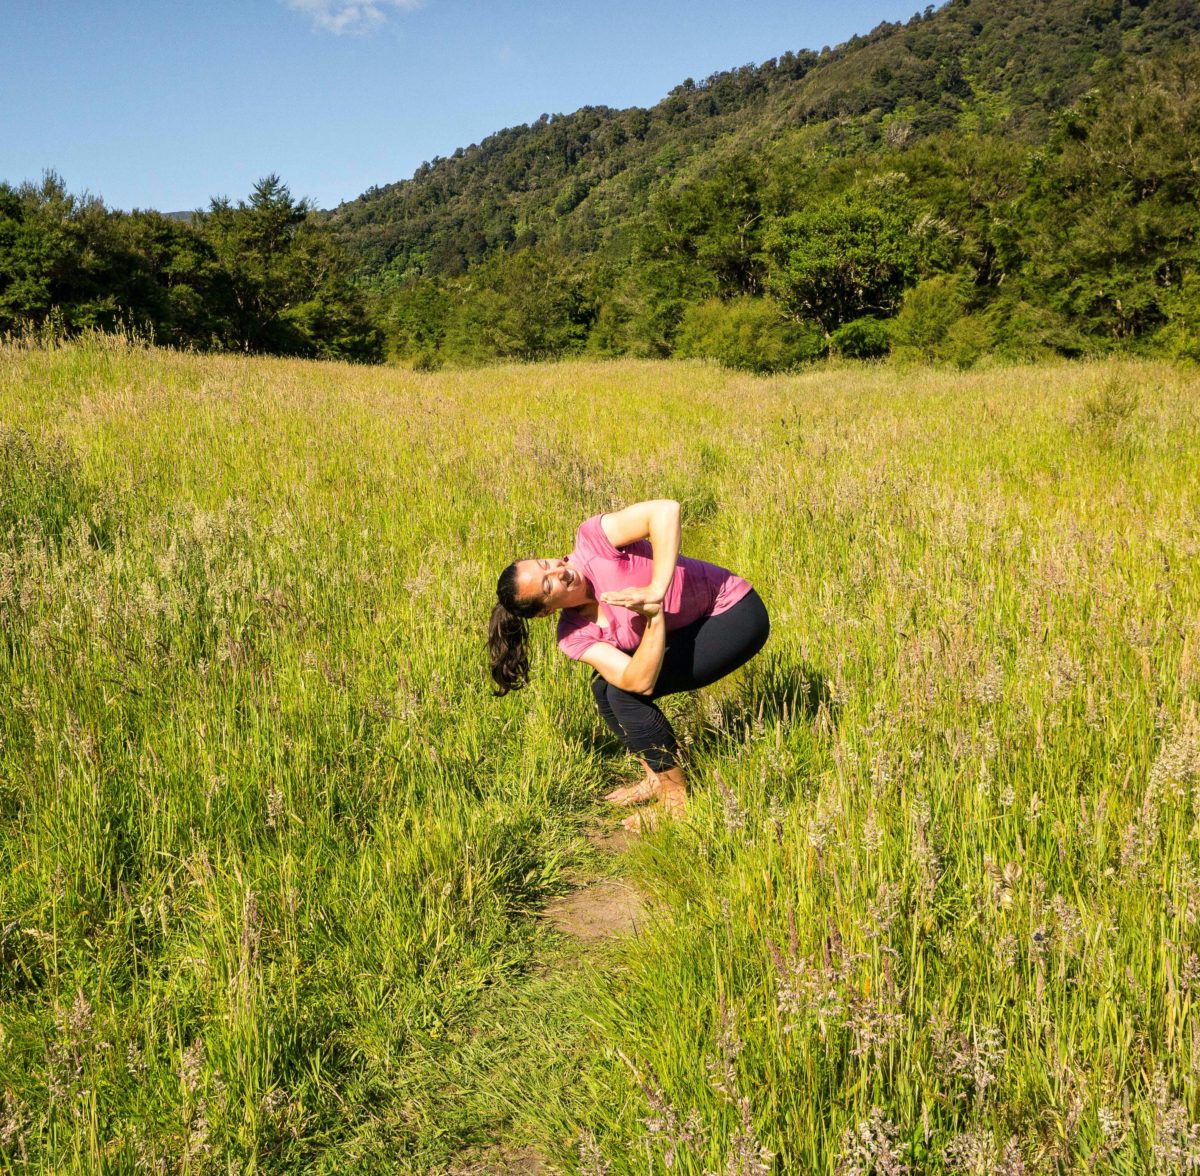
[599,499,681,606]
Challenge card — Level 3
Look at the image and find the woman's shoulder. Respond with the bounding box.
[574,514,627,563]
[557,606,597,636]
[557,608,607,660]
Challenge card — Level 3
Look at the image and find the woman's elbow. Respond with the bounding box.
[616,673,655,696]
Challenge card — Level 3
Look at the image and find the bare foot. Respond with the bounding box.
[605,760,659,808]
[621,785,686,833]
[604,775,658,808]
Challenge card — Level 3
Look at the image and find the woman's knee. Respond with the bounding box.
[604,682,651,721]
[597,683,678,767]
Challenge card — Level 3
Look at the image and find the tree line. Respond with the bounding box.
[0,175,382,360]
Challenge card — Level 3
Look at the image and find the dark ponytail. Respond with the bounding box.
[488,563,542,695]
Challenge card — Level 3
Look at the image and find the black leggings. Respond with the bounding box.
[590,589,769,772]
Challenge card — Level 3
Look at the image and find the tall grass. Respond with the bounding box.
[1,336,1198,1172]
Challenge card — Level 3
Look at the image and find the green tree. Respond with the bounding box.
[443,249,592,363]
[764,175,928,334]
[1011,49,1200,344]
[114,211,227,348]
[379,278,452,363]
[202,175,381,360]
[0,174,91,333]
[1155,274,1200,362]
[639,155,768,298]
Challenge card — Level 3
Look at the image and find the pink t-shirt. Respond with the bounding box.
[556,514,752,660]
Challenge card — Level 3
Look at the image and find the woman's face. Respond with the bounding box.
[513,557,589,615]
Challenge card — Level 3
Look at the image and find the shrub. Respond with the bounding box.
[411,349,444,372]
[989,299,1093,363]
[1154,274,1200,362]
[675,297,824,373]
[831,316,890,359]
[890,274,967,360]
[586,294,649,357]
[940,313,994,369]
[889,273,994,368]
[1075,372,1142,452]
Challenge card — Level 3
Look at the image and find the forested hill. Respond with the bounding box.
[327,0,1200,281]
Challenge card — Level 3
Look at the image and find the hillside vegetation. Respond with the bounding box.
[330,0,1197,278]
[2,336,1199,1171]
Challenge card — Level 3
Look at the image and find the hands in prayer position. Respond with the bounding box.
[600,586,664,617]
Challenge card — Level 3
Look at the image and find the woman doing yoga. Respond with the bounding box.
[488,499,769,831]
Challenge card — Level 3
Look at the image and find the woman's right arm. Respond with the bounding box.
[579,610,667,696]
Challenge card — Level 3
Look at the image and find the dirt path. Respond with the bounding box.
[541,877,646,942]
[445,815,646,1175]
[583,823,636,855]
[448,1145,549,1175]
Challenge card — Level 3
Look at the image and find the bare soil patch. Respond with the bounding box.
[447,1145,552,1174]
[584,822,636,854]
[542,878,646,942]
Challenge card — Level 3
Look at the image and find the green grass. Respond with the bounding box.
[1,335,1198,1173]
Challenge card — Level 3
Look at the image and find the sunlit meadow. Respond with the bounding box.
[1,335,1198,1173]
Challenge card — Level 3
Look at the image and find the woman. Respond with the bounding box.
[488,499,769,830]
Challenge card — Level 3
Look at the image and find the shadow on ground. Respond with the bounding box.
[577,651,837,768]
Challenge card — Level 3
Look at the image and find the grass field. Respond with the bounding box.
[1,335,1199,1173]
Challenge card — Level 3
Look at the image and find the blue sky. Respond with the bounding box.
[4,0,925,213]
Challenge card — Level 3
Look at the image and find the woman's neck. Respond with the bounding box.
[569,596,607,626]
